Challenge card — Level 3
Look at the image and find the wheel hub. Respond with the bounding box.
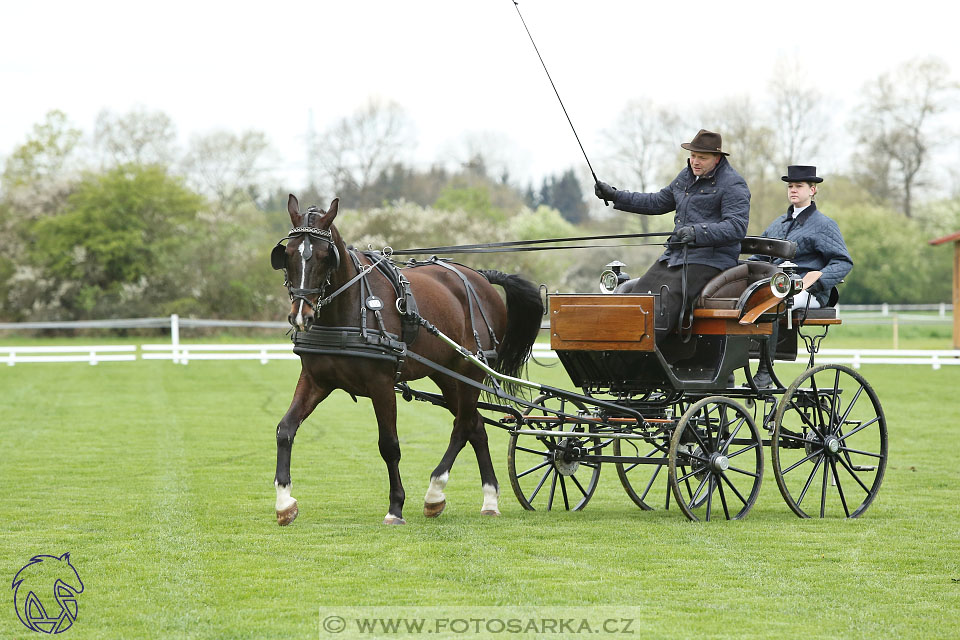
[823,435,841,456]
[553,438,582,476]
[710,452,730,472]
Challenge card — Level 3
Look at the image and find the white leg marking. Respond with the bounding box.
[481,484,500,514]
[275,480,297,511]
[424,472,449,504]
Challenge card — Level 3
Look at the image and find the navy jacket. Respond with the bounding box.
[610,156,750,270]
[752,202,853,306]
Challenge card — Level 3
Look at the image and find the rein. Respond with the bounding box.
[389,231,675,256]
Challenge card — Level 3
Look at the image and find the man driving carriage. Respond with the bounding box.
[594,129,750,341]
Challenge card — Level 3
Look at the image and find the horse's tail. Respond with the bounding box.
[480,270,543,388]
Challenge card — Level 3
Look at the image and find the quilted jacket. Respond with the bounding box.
[753,202,853,306]
[610,156,750,270]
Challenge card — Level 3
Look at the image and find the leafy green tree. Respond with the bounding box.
[25,165,205,319]
[833,204,951,303]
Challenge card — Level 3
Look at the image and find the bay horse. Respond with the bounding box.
[272,195,543,525]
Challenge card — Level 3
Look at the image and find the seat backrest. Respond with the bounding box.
[740,236,797,260]
[697,261,779,306]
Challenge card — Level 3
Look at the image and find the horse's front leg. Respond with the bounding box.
[370,387,406,525]
[275,370,330,526]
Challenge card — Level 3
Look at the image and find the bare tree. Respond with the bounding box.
[768,55,829,166]
[181,129,276,212]
[601,98,684,193]
[849,57,958,217]
[598,99,684,230]
[1,110,84,218]
[93,106,178,168]
[315,97,415,197]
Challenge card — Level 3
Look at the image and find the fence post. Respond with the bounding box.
[171,314,181,365]
[881,303,889,316]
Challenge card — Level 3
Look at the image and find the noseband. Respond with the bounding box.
[271,223,341,313]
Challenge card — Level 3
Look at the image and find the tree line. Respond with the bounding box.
[1,55,958,324]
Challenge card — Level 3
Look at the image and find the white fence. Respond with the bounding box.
[2,345,138,366]
[2,313,959,369]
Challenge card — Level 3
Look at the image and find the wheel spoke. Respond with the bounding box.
[569,472,589,498]
[835,454,874,494]
[837,415,880,442]
[516,459,551,479]
[727,441,759,460]
[515,444,552,456]
[781,449,822,475]
[796,454,824,506]
[705,475,715,521]
[831,459,850,517]
[559,474,570,510]
[717,475,731,519]
[837,446,884,460]
[720,472,749,506]
[720,415,746,453]
[678,463,709,484]
[726,464,760,479]
[528,466,552,502]
[819,456,829,517]
[547,471,558,510]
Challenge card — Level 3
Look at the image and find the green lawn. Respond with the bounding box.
[2,350,959,639]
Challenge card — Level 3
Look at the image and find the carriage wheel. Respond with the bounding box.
[614,400,687,511]
[771,364,887,518]
[668,397,763,521]
[507,393,601,511]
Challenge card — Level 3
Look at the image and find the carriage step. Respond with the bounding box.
[850,465,877,472]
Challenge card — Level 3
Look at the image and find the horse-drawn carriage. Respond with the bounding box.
[271,196,887,525]
[505,236,887,521]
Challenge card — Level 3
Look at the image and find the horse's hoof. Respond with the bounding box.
[423,500,446,518]
[383,514,407,525]
[480,509,501,517]
[276,500,299,526]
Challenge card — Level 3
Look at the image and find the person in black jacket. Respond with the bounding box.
[595,129,750,340]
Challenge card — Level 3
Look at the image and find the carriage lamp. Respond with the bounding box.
[770,272,791,298]
[778,261,804,296]
[599,260,629,294]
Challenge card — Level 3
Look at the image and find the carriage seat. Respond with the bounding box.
[695,261,780,310]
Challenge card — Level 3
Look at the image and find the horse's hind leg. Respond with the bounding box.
[370,386,406,525]
[424,378,500,517]
[275,371,330,526]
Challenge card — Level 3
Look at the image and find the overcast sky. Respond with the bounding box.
[2,0,958,191]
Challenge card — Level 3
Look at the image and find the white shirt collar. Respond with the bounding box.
[789,204,811,220]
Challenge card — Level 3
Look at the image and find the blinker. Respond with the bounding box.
[271,243,286,270]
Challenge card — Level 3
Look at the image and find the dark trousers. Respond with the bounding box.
[617,261,722,341]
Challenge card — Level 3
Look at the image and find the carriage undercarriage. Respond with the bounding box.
[390,238,888,522]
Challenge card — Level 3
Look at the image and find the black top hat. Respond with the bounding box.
[781,165,823,183]
[680,129,729,156]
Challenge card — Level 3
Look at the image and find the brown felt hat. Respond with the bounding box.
[680,129,729,156]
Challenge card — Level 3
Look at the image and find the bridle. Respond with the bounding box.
[271,215,341,314]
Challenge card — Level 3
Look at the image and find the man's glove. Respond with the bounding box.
[670,226,696,245]
[594,181,617,202]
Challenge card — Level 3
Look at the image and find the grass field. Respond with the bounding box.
[2,342,959,638]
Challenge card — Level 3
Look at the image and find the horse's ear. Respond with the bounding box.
[322,198,339,225]
[287,194,300,225]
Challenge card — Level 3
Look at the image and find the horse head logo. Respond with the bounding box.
[11,553,84,634]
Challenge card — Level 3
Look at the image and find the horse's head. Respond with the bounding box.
[272,194,342,331]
